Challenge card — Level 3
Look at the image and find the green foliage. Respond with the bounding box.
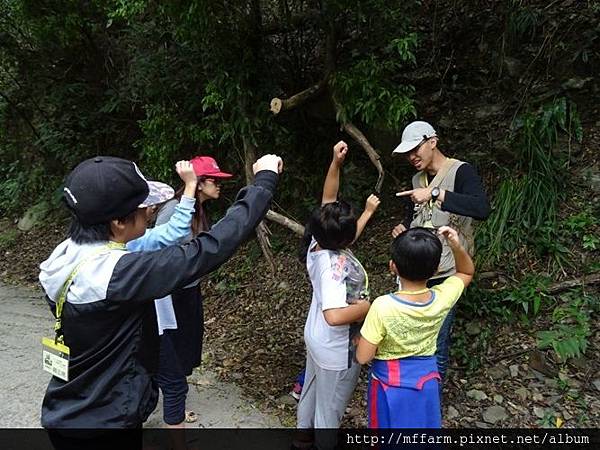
[505,1,540,49]
[0,229,19,250]
[537,293,594,360]
[332,34,418,129]
[476,98,583,267]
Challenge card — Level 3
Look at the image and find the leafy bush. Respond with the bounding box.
[537,293,594,360]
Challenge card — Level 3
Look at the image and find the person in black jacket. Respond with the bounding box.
[39,154,282,448]
[392,121,489,401]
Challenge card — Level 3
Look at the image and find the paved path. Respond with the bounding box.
[0,282,282,431]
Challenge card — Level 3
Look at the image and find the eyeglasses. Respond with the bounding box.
[200,178,222,187]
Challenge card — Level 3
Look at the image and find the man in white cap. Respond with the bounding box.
[392,120,490,398]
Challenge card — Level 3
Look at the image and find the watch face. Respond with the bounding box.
[432,187,440,198]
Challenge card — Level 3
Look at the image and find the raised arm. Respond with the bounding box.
[126,161,197,252]
[322,140,348,205]
[106,155,283,303]
[354,194,380,242]
[438,226,475,287]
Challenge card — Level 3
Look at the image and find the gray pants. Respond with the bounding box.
[296,351,361,450]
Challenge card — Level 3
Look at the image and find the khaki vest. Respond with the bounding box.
[410,158,475,279]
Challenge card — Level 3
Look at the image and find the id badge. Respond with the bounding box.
[42,337,70,381]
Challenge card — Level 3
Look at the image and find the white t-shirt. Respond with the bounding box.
[304,238,366,370]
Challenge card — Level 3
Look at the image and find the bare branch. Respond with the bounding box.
[266,210,305,236]
[270,81,326,114]
[548,272,600,295]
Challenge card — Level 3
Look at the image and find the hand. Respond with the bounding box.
[438,226,461,249]
[396,187,432,204]
[332,141,348,166]
[253,154,283,175]
[365,194,380,214]
[176,160,197,186]
[391,223,407,238]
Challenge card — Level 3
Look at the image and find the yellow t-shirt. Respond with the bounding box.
[360,276,465,360]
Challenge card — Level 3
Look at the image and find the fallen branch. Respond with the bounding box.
[270,81,326,115]
[242,135,276,275]
[266,210,305,236]
[548,272,600,295]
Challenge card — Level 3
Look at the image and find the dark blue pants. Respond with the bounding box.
[155,330,190,425]
[427,277,458,402]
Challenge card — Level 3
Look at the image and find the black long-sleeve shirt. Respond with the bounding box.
[403,163,490,227]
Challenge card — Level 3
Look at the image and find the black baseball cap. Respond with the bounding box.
[63,156,174,225]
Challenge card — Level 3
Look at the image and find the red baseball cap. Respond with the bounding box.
[190,156,233,178]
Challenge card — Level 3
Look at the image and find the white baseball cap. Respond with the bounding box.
[392,121,437,154]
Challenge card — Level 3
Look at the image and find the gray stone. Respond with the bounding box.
[277,281,289,291]
[563,410,573,420]
[276,394,298,406]
[474,104,503,119]
[532,392,544,402]
[593,379,600,392]
[533,406,546,419]
[546,393,560,404]
[487,366,509,380]
[465,321,481,336]
[561,77,593,90]
[509,364,519,378]
[483,406,508,424]
[467,389,488,401]
[447,406,459,420]
[475,421,491,428]
[17,202,50,232]
[515,387,529,401]
[493,394,504,404]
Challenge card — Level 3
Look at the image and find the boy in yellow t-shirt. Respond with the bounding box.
[356,226,474,428]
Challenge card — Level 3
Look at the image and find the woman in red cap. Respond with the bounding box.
[153,155,233,429]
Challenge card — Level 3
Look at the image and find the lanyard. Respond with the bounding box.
[54,242,126,343]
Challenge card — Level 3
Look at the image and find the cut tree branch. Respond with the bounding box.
[266,210,305,236]
[270,80,326,115]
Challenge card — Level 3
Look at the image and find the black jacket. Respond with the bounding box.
[38,171,277,428]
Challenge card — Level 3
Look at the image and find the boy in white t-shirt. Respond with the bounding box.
[294,141,379,450]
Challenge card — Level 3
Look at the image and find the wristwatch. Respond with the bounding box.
[431,186,440,202]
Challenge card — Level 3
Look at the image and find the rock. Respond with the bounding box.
[563,410,573,420]
[483,406,508,424]
[515,387,529,401]
[467,389,488,401]
[232,373,244,380]
[475,421,491,428]
[487,366,509,380]
[277,281,290,291]
[474,104,502,119]
[593,379,600,392]
[276,394,298,406]
[17,202,50,232]
[547,395,561,406]
[533,406,546,419]
[529,350,558,378]
[561,77,593,90]
[465,321,481,336]
[447,406,459,420]
[533,392,544,402]
[493,394,504,404]
[503,57,523,78]
[509,364,519,378]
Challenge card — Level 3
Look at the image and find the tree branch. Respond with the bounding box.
[548,272,600,295]
[270,80,326,114]
[242,134,276,274]
[265,210,305,236]
[332,97,385,193]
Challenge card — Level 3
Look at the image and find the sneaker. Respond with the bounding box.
[289,382,302,401]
